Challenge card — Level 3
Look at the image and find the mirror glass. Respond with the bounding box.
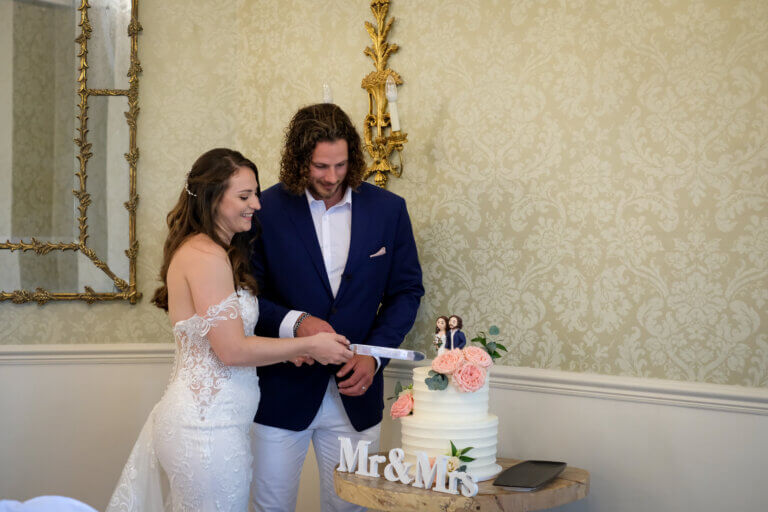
[1,0,139,302]
[88,0,133,90]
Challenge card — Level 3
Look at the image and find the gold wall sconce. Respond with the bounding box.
[361,0,407,188]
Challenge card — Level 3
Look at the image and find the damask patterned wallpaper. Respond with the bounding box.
[2,0,766,389]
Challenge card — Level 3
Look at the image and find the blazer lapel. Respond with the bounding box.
[334,189,371,304]
[284,192,333,297]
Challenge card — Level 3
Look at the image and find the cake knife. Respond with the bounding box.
[349,344,426,361]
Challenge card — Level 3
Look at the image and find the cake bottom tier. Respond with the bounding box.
[400,414,502,482]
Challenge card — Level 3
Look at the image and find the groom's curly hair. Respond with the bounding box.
[279,103,366,195]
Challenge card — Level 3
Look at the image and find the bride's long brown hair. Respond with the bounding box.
[151,148,261,311]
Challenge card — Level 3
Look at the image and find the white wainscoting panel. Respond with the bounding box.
[382,361,768,512]
[2,345,767,512]
[0,344,321,511]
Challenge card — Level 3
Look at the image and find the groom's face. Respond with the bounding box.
[307,139,348,205]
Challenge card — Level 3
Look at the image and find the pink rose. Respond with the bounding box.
[390,392,414,419]
[431,349,464,375]
[463,346,492,368]
[452,362,486,393]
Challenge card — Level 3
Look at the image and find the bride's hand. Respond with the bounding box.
[291,356,315,366]
[307,333,353,365]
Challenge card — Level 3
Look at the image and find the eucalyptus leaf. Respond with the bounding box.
[486,342,497,353]
[425,373,448,390]
[459,456,475,462]
[394,381,403,396]
[488,325,500,335]
[459,446,473,455]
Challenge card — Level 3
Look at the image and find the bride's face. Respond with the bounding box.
[214,166,261,243]
[436,318,446,330]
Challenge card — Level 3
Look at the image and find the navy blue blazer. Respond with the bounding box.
[250,182,424,431]
[447,329,467,350]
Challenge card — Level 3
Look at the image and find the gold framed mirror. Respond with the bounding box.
[0,0,141,305]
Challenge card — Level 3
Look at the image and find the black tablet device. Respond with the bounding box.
[492,460,567,492]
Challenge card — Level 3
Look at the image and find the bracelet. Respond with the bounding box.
[293,312,311,337]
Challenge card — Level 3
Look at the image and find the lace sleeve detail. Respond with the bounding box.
[186,292,241,336]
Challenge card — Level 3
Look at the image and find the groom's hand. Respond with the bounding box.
[293,316,335,366]
[296,315,335,337]
[336,355,375,396]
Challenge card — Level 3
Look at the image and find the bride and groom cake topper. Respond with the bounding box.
[433,315,467,354]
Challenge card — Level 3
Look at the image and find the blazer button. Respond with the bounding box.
[330,307,338,314]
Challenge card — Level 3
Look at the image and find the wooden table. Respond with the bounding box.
[334,456,589,512]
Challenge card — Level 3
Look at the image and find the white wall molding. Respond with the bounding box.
[0,343,175,365]
[3,346,766,415]
[385,360,768,416]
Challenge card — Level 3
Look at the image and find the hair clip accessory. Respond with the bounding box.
[184,172,197,197]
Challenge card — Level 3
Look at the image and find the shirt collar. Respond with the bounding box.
[305,186,353,210]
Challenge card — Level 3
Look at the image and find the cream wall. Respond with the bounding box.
[2,1,767,369]
[3,3,768,509]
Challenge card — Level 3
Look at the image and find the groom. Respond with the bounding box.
[250,103,424,512]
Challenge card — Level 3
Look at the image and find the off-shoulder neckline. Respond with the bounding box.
[172,291,241,330]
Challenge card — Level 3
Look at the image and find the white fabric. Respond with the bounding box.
[250,380,380,512]
[106,291,260,512]
[278,309,304,338]
[306,187,352,297]
[0,497,97,512]
[435,333,447,356]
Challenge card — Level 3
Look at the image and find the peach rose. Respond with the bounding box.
[463,346,492,368]
[452,362,486,393]
[390,392,414,419]
[431,349,464,375]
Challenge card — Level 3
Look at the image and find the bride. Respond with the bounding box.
[106,148,352,511]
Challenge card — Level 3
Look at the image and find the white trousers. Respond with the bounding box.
[250,380,381,512]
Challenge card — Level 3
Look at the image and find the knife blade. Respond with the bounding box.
[349,344,425,361]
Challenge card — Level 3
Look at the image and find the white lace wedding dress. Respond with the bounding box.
[106,291,260,512]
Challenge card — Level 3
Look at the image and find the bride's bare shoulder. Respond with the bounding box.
[178,234,228,259]
[169,234,230,275]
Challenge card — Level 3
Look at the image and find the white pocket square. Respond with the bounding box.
[369,247,386,258]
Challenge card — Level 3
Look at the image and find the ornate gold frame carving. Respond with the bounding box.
[0,0,142,305]
[362,0,407,188]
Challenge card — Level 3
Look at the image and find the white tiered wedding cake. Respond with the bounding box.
[390,342,503,482]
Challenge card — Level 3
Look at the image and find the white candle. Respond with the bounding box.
[322,83,333,103]
[385,75,400,132]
